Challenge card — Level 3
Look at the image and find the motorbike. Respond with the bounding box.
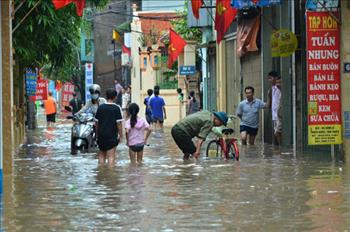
[65,106,96,155]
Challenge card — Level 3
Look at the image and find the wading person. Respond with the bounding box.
[171,111,228,160]
[236,86,266,145]
[69,93,82,115]
[143,89,153,125]
[122,86,131,119]
[187,90,199,115]
[266,71,282,145]
[95,89,123,167]
[114,79,123,106]
[43,91,57,127]
[125,103,151,164]
[149,88,166,132]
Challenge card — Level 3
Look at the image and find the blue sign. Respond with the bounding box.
[25,69,37,98]
[306,0,338,10]
[345,111,350,139]
[85,63,94,102]
[48,80,57,100]
[231,0,281,9]
[180,66,196,75]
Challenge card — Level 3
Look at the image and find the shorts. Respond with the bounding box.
[273,120,282,133]
[46,113,56,123]
[129,143,144,152]
[240,125,258,136]
[171,125,196,155]
[98,137,118,152]
[152,116,164,124]
[145,114,153,124]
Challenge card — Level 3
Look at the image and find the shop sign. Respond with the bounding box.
[180,66,196,75]
[85,63,93,102]
[61,82,75,109]
[306,11,342,145]
[271,29,298,57]
[306,0,339,10]
[35,79,48,101]
[231,0,281,9]
[25,68,37,100]
[344,112,350,139]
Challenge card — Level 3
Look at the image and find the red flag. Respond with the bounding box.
[215,0,237,44]
[73,0,85,17]
[52,0,72,9]
[122,45,131,56]
[52,0,85,17]
[191,0,203,19]
[167,29,187,68]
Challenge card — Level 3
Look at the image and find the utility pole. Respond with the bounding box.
[0,0,3,194]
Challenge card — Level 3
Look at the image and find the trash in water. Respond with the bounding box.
[327,190,338,194]
[67,184,77,192]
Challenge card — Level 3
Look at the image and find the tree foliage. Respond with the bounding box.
[13,0,108,81]
[171,0,202,42]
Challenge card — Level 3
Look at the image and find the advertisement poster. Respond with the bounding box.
[85,63,93,103]
[306,11,342,145]
[35,79,48,101]
[61,82,75,108]
[25,68,37,100]
[271,29,298,57]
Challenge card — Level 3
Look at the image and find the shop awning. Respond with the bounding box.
[231,0,281,9]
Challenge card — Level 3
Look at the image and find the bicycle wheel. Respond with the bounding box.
[227,142,239,161]
[206,140,222,158]
[226,142,238,160]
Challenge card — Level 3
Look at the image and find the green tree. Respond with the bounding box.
[171,0,202,42]
[13,0,108,82]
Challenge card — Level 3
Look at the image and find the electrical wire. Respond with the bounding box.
[93,10,184,21]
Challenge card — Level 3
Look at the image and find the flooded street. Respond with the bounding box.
[2,118,350,231]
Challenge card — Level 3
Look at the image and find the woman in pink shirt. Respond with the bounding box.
[125,103,151,164]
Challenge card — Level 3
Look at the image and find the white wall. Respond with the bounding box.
[142,0,185,11]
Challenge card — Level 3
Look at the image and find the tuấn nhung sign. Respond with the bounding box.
[306,11,342,145]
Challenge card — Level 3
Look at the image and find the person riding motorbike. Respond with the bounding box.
[69,84,106,154]
[76,84,107,116]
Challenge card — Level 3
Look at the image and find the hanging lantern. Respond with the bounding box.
[140,51,149,71]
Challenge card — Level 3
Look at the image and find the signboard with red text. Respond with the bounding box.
[306,11,342,145]
[61,82,75,108]
[35,79,48,101]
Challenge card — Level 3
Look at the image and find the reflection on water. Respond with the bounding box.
[2,121,350,231]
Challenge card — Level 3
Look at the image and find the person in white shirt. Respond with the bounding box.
[267,71,282,145]
[122,86,131,118]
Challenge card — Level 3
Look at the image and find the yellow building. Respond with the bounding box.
[130,11,196,126]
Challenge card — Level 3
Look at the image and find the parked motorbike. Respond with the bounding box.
[65,106,96,155]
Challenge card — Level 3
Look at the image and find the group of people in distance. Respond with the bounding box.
[54,70,282,166]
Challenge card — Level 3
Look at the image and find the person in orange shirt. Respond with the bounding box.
[43,92,57,127]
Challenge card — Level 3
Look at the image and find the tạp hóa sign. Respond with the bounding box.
[306,11,342,145]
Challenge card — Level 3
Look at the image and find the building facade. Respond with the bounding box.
[189,0,349,158]
[93,0,132,94]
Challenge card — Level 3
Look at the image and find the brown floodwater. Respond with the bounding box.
[1,118,350,231]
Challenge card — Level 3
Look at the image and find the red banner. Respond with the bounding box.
[61,82,75,108]
[306,11,342,144]
[35,79,48,101]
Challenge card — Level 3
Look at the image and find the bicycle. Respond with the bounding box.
[205,116,239,161]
